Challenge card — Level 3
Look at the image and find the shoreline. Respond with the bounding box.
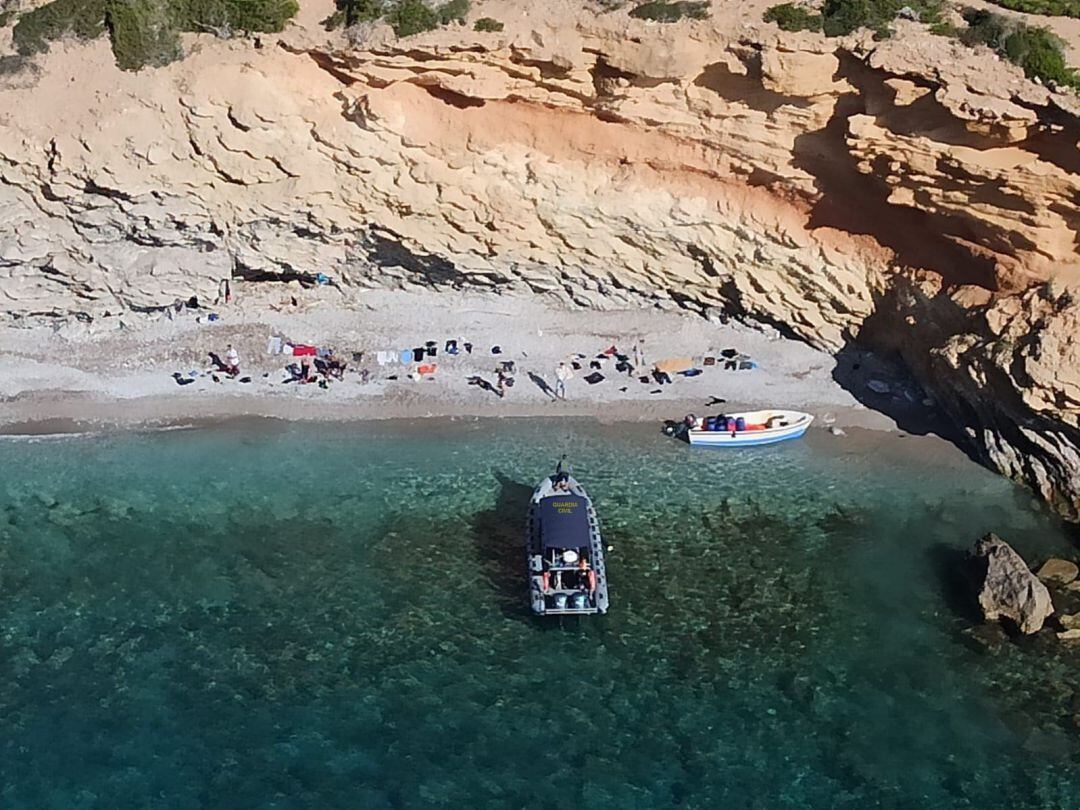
[0,289,940,438]
[0,390,898,436]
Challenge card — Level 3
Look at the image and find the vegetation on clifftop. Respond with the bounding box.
[629,1,709,21]
[763,3,822,31]
[12,0,298,69]
[982,0,1080,18]
[764,0,944,36]
[763,0,1078,88]
[323,0,470,36]
[961,7,1079,86]
[12,0,108,55]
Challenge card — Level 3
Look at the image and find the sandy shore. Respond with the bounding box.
[0,288,913,434]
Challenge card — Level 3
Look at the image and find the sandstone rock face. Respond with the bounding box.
[973,533,1053,634]
[0,10,1079,515]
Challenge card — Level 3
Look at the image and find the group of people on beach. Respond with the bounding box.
[192,336,663,400]
[286,352,347,385]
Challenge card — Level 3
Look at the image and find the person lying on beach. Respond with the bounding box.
[208,351,229,373]
[468,375,500,397]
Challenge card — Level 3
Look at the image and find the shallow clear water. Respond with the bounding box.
[2,420,1079,808]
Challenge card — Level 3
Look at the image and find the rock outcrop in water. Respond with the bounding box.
[0,4,1079,516]
[973,533,1054,634]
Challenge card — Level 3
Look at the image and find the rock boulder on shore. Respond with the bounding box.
[973,533,1054,635]
[1037,558,1079,586]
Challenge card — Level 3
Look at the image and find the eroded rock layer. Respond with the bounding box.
[0,11,1078,515]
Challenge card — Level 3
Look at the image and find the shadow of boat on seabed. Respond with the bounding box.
[470,473,535,621]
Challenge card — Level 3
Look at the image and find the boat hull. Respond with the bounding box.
[686,410,813,448]
[526,475,609,616]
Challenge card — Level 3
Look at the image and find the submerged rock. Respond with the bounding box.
[1060,613,1080,630]
[972,533,1054,635]
[1037,558,1079,586]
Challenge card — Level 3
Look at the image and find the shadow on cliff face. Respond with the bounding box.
[791,53,999,291]
[830,340,978,457]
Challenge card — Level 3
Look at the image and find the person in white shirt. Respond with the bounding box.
[555,362,573,399]
[225,344,240,376]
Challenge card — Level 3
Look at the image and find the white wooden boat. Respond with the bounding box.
[685,409,813,447]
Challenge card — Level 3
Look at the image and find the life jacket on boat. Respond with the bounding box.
[587,570,597,593]
[541,571,550,592]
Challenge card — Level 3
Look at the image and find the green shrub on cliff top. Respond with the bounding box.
[386,0,438,35]
[107,0,182,70]
[1005,26,1076,84]
[962,7,1078,86]
[981,0,1080,18]
[11,0,297,69]
[820,0,899,35]
[473,16,503,31]
[762,0,942,37]
[13,0,107,55]
[171,0,299,32]
[763,2,823,31]
[323,0,384,29]
[629,1,709,22]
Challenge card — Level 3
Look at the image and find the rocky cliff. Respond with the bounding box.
[1,2,1079,516]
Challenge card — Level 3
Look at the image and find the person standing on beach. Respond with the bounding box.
[633,338,646,371]
[555,362,573,399]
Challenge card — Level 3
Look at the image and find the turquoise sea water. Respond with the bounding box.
[2,420,1080,808]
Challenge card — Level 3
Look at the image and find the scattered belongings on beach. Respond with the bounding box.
[174,332,759,403]
[654,357,693,375]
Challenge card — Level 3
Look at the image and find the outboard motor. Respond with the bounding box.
[553,593,568,610]
[572,593,589,610]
